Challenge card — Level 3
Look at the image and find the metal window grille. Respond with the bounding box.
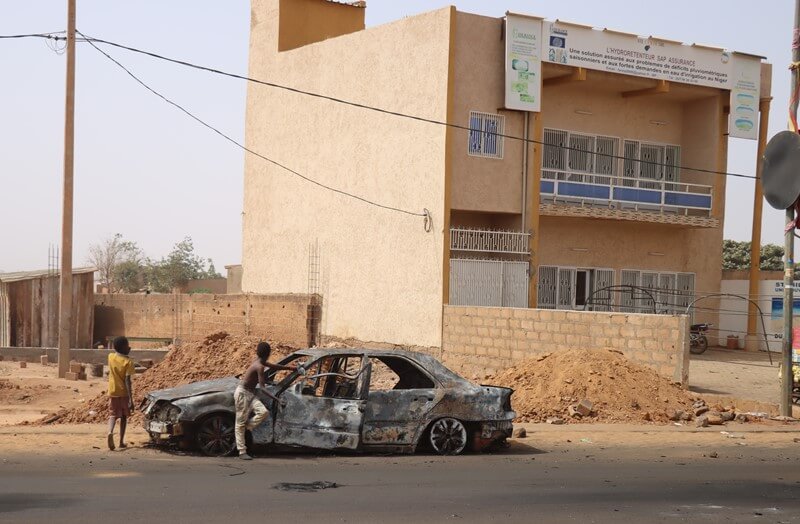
[542,130,681,189]
[567,133,595,181]
[449,228,530,255]
[537,266,558,309]
[675,272,696,318]
[468,111,505,159]
[639,143,663,189]
[591,269,615,312]
[543,129,568,171]
[640,272,659,311]
[449,259,528,308]
[658,273,677,313]
[664,145,681,186]
[557,268,576,309]
[594,136,619,186]
[620,269,640,312]
[622,140,640,187]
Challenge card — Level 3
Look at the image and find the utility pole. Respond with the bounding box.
[782,0,800,416]
[58,0,76,379]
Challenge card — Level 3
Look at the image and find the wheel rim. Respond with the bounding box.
[197,416,235,456]
[429,418,467,455]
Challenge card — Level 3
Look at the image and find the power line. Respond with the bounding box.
[74,31,427,220]
[77,34,758,181]
[7,32,757,182]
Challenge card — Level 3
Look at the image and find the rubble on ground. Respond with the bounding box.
[486,349,698,424]
[35,332,295,425]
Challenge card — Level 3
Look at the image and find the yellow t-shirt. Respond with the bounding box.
[108,352,135,397]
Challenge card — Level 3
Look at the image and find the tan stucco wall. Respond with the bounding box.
[242,1,452,347]
[277,0,364,51]
[450,12,525,214]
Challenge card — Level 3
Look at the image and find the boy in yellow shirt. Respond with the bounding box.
[107,336,135,450]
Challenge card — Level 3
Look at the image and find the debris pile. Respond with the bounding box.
[36,332,295,425]
[487,349,697,424]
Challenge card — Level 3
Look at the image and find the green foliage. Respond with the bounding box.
[90,235,222,293]
[722,239,784,271]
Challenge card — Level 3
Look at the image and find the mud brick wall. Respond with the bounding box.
[442,306,689,384]
[94,294,320,348]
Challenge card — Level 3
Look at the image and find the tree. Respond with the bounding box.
[87,234,141,292]
[145,237,222,293]
[722,239,784,271]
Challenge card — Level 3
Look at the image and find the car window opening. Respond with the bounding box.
[299,355,365,400]
[369,356,435,391]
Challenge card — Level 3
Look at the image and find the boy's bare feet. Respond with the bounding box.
[107,434,115,451]
[119,443,127,449]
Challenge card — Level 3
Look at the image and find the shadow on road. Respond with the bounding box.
[0,493,78,514]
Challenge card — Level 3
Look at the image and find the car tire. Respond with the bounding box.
[195,414,237,457]
[428,417,468,455]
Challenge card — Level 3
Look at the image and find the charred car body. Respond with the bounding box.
[142,348,515,456]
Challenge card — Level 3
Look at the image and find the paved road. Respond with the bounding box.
[2,437,799,523]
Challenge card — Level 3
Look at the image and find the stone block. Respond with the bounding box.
[69,361,83,374]
[627,315,644,326]
[19,361,27,369]
[40,355,49,366]
[627,339,643,350]
[65,371,79,381]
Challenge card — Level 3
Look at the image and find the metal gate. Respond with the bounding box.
[449,259,529,308]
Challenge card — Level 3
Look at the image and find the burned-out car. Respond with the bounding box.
[142,348,515,456]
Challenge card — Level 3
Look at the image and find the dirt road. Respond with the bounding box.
[0,361,103,425]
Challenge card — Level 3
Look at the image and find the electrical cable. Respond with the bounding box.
[0,32,763,181]
[75,31,427,220]
[1,31,755,182]
[74,34,758,181]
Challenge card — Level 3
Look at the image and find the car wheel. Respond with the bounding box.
[428,417,468,455]
[195,414,236,457]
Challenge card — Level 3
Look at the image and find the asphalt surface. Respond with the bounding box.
[2,438,800,524]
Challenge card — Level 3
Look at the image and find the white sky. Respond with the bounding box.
[0,1,792,272]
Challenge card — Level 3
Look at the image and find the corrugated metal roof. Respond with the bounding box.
[0,267,96,283]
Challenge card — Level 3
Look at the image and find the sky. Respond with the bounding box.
[0,1,793,273]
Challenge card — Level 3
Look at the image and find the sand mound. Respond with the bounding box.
[487,349,695,424]
[37,332,295,425]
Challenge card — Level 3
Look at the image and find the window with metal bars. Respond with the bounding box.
[620,269,695,315]
[537,266,615,311]
[543,129,679,185]
[468,111,505,159]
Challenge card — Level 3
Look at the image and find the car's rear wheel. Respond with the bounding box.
[428,417,468,455]
[195,414,236,457]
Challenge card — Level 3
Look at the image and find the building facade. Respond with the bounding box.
[242,0,770,348]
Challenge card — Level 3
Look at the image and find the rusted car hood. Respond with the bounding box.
[147,377,240,401]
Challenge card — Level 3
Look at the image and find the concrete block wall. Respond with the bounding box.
[94,293,320,348]
[442,306,690,384]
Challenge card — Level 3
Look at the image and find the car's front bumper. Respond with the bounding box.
[145,419,184,440]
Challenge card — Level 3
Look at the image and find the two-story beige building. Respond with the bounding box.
[241,0,770,349]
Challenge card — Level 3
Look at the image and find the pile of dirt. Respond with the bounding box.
[487,349,696,424]
[36,332,295,425]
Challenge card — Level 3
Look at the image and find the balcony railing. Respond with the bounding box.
[540,171,713,216]
[450,228,530,255]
